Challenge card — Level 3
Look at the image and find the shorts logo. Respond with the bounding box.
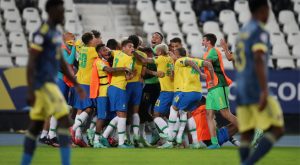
[155,100,160,106]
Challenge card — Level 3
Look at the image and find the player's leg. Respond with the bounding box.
[38,117,50,145]
[187,113,201,149]
[48,116,59,147]
[220,109,238,127]
[148,83,161,144]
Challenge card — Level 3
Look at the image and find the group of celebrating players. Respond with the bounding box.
[21,0,285,165]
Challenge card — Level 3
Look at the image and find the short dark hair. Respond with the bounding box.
[91,30,101,38]
[176,47,186,57]
[81,32,94,45]
[106,39,119,50]
[96,44,106,52]
[45,0,64,13]
[170,37,182,44]
[138,47,152,53]
[121,39,133,47]
[128,35,140,49]
[203,33,217,46]
[249,0,268,13]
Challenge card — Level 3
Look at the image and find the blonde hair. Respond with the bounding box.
[154,43,168,54]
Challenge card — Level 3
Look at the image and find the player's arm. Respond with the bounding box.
[202,61,215,86]
[103,66,132,74]
[133,51,154,64]
[145,69,165,78]
[26,47,40,106]
[253,45,268,111]
[220,39,234,61]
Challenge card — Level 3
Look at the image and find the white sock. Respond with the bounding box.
[94,133,100,143]
[40,130,48,139]
[188,117,198,144]
[102,116,118,138]
[75,127,82,139]
[173,117,180,138]
[154,117,169,134]
[132,113,140,137]
[168,106,178,139]
[89,116,97,130]
[176,111,187,140]
[148,121,159,135]
[117,117,126,145]
[72,111,88,131]
[139,123,146,139]
[48,116,57,139]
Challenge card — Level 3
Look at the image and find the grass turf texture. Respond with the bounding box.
[0,146,299,165]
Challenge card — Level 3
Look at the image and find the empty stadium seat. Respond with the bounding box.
[0,43,9,56]
[175,0,192,13]
[238,10,251,24]
[8,32,26,44]
[160,10,177,23]
[3,8,21,21]
[277,59,296,69]
[137,0,153,12]
[41,10,48,21]
[227,32,238,46]
[203,21,220,34]
[191,44,205,58]
[0,57,13,67]
[155,0,172,13]
[0,33,7,44]
[15,57,28,66]
[181,22,200,35]
[292,44,300,68]
[294,1,300,14]
[22,7,40,22]
[234,0,249,14]
[219,10,236,25]
[140,9,157,23]
[270,32,286,45]
[287,32,300,46]
[143,22,161,34]
[65,19,82,35]
[186,32,202,46]
[65,9,78,21]
[11,42,28,56]
[283,22,300,34]
[265,20,281,33]
[64,0,75,10]
[272,43,291,58]
[0,0,16,11]
[162,22,181,34]
[179,11,196,24]
[5,19,23,33]
[223,22,239,35]
[222,57,234,70]
[214,31,225,47]
[25,19,42,34]
[278,10,296,25]
[38,0,47,11]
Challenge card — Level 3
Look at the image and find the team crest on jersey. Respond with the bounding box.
[260,32,268,43]
[33,34,44,45]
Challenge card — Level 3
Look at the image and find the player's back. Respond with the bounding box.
[235,19,270,105]
[155,55,174,92]
[76,46,98,85]
[30,23,62,89]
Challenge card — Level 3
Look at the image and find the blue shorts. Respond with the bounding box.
[96,97,109,120]
[126,82,143,106]
[108,85,127,112]
[68,87,76,107]
[217,127,230,146]
[57,78,70,101]
[172,92,202,111]
[74,84,94,110]
[154,91,174,114]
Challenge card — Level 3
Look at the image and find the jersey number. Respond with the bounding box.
[113,58,119,68]
[79,53,87,68]
[235,42,246,72]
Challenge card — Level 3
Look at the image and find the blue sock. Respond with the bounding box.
[245,133,276,165]
[239,141,250,163]
[21,135,37,165]
[217,127,229,145]
[58,130,71,165]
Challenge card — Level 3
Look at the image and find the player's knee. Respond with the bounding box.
[28,121,44,136]
[57,115,71,128]
[153,112,160,118]
[271,126,285,139]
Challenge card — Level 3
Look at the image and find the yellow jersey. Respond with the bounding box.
[110,50,133,90]
[95,59,110,97]
[75,39,83,53]
[154,55,174,92]
[174,57,204,92]
[76,46,98,85]
[128,50,147,83]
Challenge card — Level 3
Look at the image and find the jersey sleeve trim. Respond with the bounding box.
[251,43,268,53]
[30,43,43,52]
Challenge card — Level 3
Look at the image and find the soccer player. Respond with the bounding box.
[91,30,102,45]
[70,32,98,147]
[106,39,121,50]
[202,33,238,149]
[107,39,134,148]
[134,43,174,139]
[21,0,85,165]
[90,44,131,148]
[160,47,215,148]
[169,37,183,54]
[235,0,284,164]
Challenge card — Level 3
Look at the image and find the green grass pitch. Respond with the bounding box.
[0,146,299,165]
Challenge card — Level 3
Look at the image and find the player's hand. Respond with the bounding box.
[75,85,86,99]
[220,39,228,51]
[157,71,165,78]
[124,67,132,73]
[208,80,214,87]
[200,73,207,79]
[258,90,268,111]
[27,90,35,106]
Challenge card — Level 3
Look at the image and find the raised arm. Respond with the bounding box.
[133,51,154,64]
[220,39,234,61]
[26,48,39,106]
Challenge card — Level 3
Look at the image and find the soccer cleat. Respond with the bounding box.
[251,129,264,147]
[75,138,88,147]
[229,137,241,147]
[159,133,169,139]
[69,127,75,143]
[87,128,95,146]
[189,142,201,149]
[139,136,152,147]
[150,133,160,145]
[158,142,173,149]
[39,137,50,145]
[100,136,111,148]
[207,144,221,149]
[118,144,134,148]
[48,137,60,147]
[93,141,107,148]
